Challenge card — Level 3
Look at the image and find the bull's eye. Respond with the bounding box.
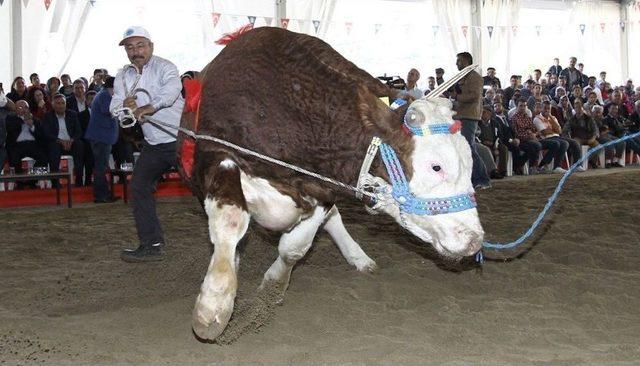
[432,164,442,172]
[404,109,425,128]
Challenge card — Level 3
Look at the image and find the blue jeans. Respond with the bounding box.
[91,140,112,201]
[460,119,490,186]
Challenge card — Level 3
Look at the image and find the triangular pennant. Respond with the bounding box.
[44,0,51,10]
[297,19,305,30]
[432,25,439,37]
[535,25,541,37]
[579,23,586,35]
[280,18,289,29]
[212,12,221,28]
[89,0,95,6]
[345,22,353,35]
[247,16,256,26]
[600,22,606,33]
[22,0,29,7]
[0,0,5,5]
[473,26,481,38]
[487,25,494,39]
[312,20,320,34]
[461,25,468,38]
[511,25,518,37]
[374,23,382,35]
[620,21,626,32]
[264,17,273,26]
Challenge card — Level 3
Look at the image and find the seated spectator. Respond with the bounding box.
[629,100,640,134]
[520,79,534,99]
[534,101,581,170]
[602,104,640,157]
[7,77,28,103]
[483,67,502,90]
[5,100,48,185]
[604,90,630,119]
[548,58,562,77]
[511,98,567,174]
[583,91,600,116]
[424,76,436,95]
[577,63,589,87]
[623,79,635,98]
[583,76,604,105]
[483,87,496,106]
[550,75,568,99]
[569,85,584,105]
[502,75,519,109]
[552,86,567,104]
[435,68,445,85]
[563,100,600,167]
[0,85,14,169]
[45,77,61,99]
[27,87,52,120]
[66,80,87,113]
[88,69,106,93]
[597,71,607,89]
[555,95,573,127]
[540,77,549,95]
[403,68,423,99]
[526,84,544,111]
[477,106,504,179]
[27,73,46,92]
[601,82,612,102]
[58,74,74,97]
[40,94,85,187]
[547,74,558,92]
[592,105,624,167]
[492,101,527,175]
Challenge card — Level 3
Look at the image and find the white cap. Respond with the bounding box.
[119,26,152,46]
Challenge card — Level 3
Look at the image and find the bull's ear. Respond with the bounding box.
[356,86,409,134]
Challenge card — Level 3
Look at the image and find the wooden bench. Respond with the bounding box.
[0,170,73,207]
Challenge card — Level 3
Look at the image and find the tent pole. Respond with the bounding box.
[11,0,22,79]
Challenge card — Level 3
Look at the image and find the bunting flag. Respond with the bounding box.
[0,0,4,6]
[461,25,468,38]
[280,18,289,29]
[44,0,51,10]
[89,0,95,6]
[297,19,305,30]
[345,22,353,35]
[212,12,221,28]
[432,25,439,37]
[374,23,382,35]
[487,25,494,39]
[600,22,606,33]
[312,20,321,34]
[264,16,273,26]
[579,23,586,35]
[247,16,256,26]
[22,0,29,7]
[620,21,626,32]
[511,25,518,37]
[473,26,481,39]
[535,25,541,36]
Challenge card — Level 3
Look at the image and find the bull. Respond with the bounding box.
[175,27,484,341]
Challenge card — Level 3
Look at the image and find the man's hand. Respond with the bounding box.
[123,96,138,110]
[133,104,156,122]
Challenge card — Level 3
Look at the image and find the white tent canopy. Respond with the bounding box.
[1,0,638,90]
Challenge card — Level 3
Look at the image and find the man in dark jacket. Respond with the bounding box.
[86,77,119,203]
[40,94,85,186]
[548,58,562,77]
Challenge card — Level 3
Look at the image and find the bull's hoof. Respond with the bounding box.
[192,294,235,341]
[354,256,378,273]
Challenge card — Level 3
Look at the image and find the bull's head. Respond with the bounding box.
[358,65,484,259]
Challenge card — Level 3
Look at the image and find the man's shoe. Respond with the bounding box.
[474,182,492,190]
[120,243,165,262]
[490,170,505,179]
[552,167,567,174]
[575,166,587,172]
[94,196,121,204]
[611,162,623,168]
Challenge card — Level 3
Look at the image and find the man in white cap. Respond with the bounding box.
[110,26,185,262]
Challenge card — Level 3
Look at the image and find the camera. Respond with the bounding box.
[377,75,406,90]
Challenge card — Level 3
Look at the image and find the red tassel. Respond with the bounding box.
[180,140,196,179]
[215,24,254,45]
[449,120,462,134]
[183,78,202,114]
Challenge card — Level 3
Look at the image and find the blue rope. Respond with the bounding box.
[482,131,640,251]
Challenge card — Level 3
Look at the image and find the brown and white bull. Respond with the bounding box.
[176,27,484,341]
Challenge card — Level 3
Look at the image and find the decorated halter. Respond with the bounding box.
[357,97,477,216]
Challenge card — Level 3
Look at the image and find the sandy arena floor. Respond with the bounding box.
[1,168,639,365]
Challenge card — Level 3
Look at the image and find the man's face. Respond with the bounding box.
[554,58,559,66]
[534,104,542,116]
[455,56,467,71]
[34,89,44,101]
[74,83,86,98]
[572,87,582,97]
[550,75,557,84]
[510,77,517,87]
[124,36,154,70]
[407,69,420,84]
[62,76,71,86]
[589,78,596,87]
[588,93,597,104]
[94,72,104,83]
[610,105,619,117]
[600,72,606,80]
[481,109,491,122]
[517,102,526,113]
[593,109,603,119]
[493,103,503,114]
[16,100,29,116]
[578,64,584,73]
[574,102,583,116]
[533,85,542,95]
[569,58,577,68]
[611,91,621,104]
[428,77,435,89]
[542,104,551,117]
[53,97,66,114]
[31,75,40,86]
[556,88,566,98]
[559,77,567,86]
[534,71,541,80]
[487,69,495,77]
[15,78,26,92]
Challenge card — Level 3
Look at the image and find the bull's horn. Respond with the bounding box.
[424,64,479,100]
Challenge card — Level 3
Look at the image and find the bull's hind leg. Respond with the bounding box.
[192,159,250,341]
[260,205,327,292]
[323,205,377,272]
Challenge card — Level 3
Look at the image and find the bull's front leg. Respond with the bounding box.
[323,205,377,272]
[192,159,249,341]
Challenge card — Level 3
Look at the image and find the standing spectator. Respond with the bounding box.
[483,67,501,90]
[424,76,436,96]
[40,94,85,187]
[548,58,562,76]
[78,90,97,186]
[46,77,61,99]
[27,87,52,120]
[502,75,518,109]
[59,74,74,97]
[27,73,46,92]
[624,79,635,99]
[560,57,583,88]
[66,80,88,113]
[88,69,106,93]
[435,68,445,86]
[597,71,607,89]
[86,77,119,203]
[531,69,542,84]
[511,98,567,174]
[7,77,28,103]
[577,63,589,87]
[403,68,423,99]
[452,52,491,189]
[5,100,48,180]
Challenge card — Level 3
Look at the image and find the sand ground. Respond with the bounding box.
[1,168,639,366]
